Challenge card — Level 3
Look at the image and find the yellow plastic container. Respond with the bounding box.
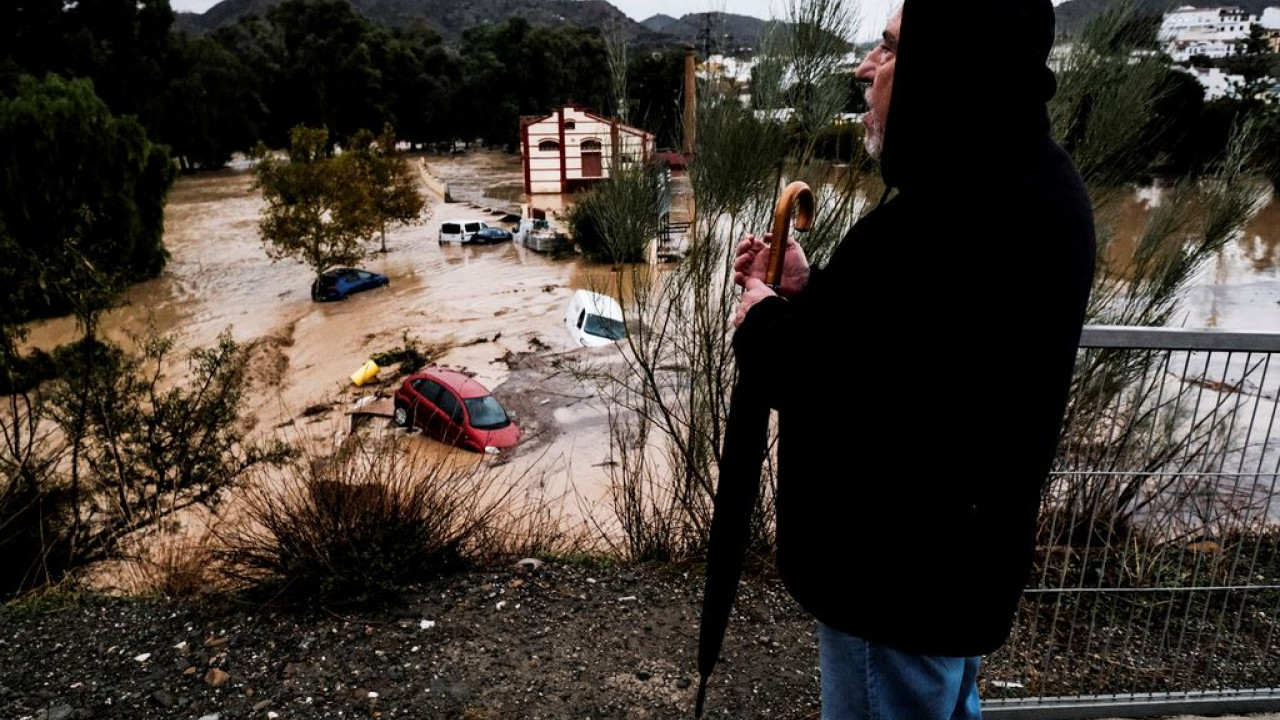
[350,359,380,387]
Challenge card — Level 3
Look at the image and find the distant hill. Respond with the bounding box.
[640,11,772,52]
[640,13,682,34]
[1053,0,1279,36]
[173,0,676,48]
[639,11,854,54]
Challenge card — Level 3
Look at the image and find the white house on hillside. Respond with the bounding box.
[1159,5,1258,61]
[1261,7,1280,51]
[1178,65,1248,99]
[519,106,654,195]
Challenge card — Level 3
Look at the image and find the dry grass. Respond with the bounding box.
[217,433,582,605]
[119,524,224,598]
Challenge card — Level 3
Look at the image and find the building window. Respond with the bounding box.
[564,120,576,130]
[581,139,603,151]
[538,139,561,152]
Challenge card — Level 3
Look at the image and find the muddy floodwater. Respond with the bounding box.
[18,151,1280,536]
[21,150,648,533]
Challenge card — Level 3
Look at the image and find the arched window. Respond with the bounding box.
[564,120,576,130]
[581,139,602,151]
[537,139,560,152]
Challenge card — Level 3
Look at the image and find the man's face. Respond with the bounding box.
[854,8,902,159]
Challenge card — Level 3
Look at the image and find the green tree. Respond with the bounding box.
[0,0,174,122]
[151,32,264,169]
[257,0,391,144]
[0,74,175,322]
[346,125,428,254]
[628,49,685,149]
[379,26,462,147]
[253,125,373,291]
[459,19,611,149]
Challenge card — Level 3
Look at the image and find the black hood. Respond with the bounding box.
[879,0,1059,191]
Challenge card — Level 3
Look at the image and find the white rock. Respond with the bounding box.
[495,600,507,610]
[368,691,379,698]
[133,653,151,662]
[419,619,435,630]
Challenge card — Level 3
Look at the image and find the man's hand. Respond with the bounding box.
[732,233,810,297]
[733,278,777,328]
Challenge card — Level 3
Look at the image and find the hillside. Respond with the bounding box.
[173,0,675,48]
[640,11,772,52]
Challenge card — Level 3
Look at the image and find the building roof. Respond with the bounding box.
[518,106,653,139]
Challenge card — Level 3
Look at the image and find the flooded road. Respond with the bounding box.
[1108,182,1280,330]
[21,151,635,529]
[18,151,1280,533]
[1183,195,1280,330]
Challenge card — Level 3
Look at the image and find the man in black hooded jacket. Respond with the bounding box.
[730,1,1096,717]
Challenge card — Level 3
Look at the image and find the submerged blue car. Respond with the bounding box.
[311,267,389,301]
[470,226,513,244]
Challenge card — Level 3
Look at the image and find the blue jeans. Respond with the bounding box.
[818,622,982,720]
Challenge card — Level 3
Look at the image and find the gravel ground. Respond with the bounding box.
[7,559,1280,720]
[1,561,822,720]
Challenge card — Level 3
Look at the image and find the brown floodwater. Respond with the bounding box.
[1106,183,1280,330]
[18,151,1280,535]
[20,151,640,530]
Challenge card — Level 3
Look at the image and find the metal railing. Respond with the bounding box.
[985,325,1280,719]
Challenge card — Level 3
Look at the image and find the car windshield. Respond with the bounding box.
[584,313,625,340]
[464,395,511,430]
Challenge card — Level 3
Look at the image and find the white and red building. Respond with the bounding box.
[519,106,655,195]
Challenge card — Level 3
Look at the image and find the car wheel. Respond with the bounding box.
[393,405,409,428]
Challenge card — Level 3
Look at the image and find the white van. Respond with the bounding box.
[438,219,490,244]
[564,290,627,348]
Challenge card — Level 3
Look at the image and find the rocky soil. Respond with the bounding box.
[1,561,822,720]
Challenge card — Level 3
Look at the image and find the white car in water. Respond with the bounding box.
[564,289,626,348]
[438,219,490,244]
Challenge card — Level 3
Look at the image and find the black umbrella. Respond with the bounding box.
[696,181,815,718]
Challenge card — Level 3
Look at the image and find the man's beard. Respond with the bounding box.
[863,103,884,159]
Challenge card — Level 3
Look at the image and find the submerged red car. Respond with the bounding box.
[392,367,520,452]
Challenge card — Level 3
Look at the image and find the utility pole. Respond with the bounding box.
[683,45,697,157]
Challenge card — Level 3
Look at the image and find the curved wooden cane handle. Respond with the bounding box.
[766,181,815,288]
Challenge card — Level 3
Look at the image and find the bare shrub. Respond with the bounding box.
[1,318,290,599]
[579,0,866,564]
[1046,38,1270,548]
[220,434,570,605]
[121,524,223,598]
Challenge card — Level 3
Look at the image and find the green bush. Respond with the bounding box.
[565,161,668,264]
